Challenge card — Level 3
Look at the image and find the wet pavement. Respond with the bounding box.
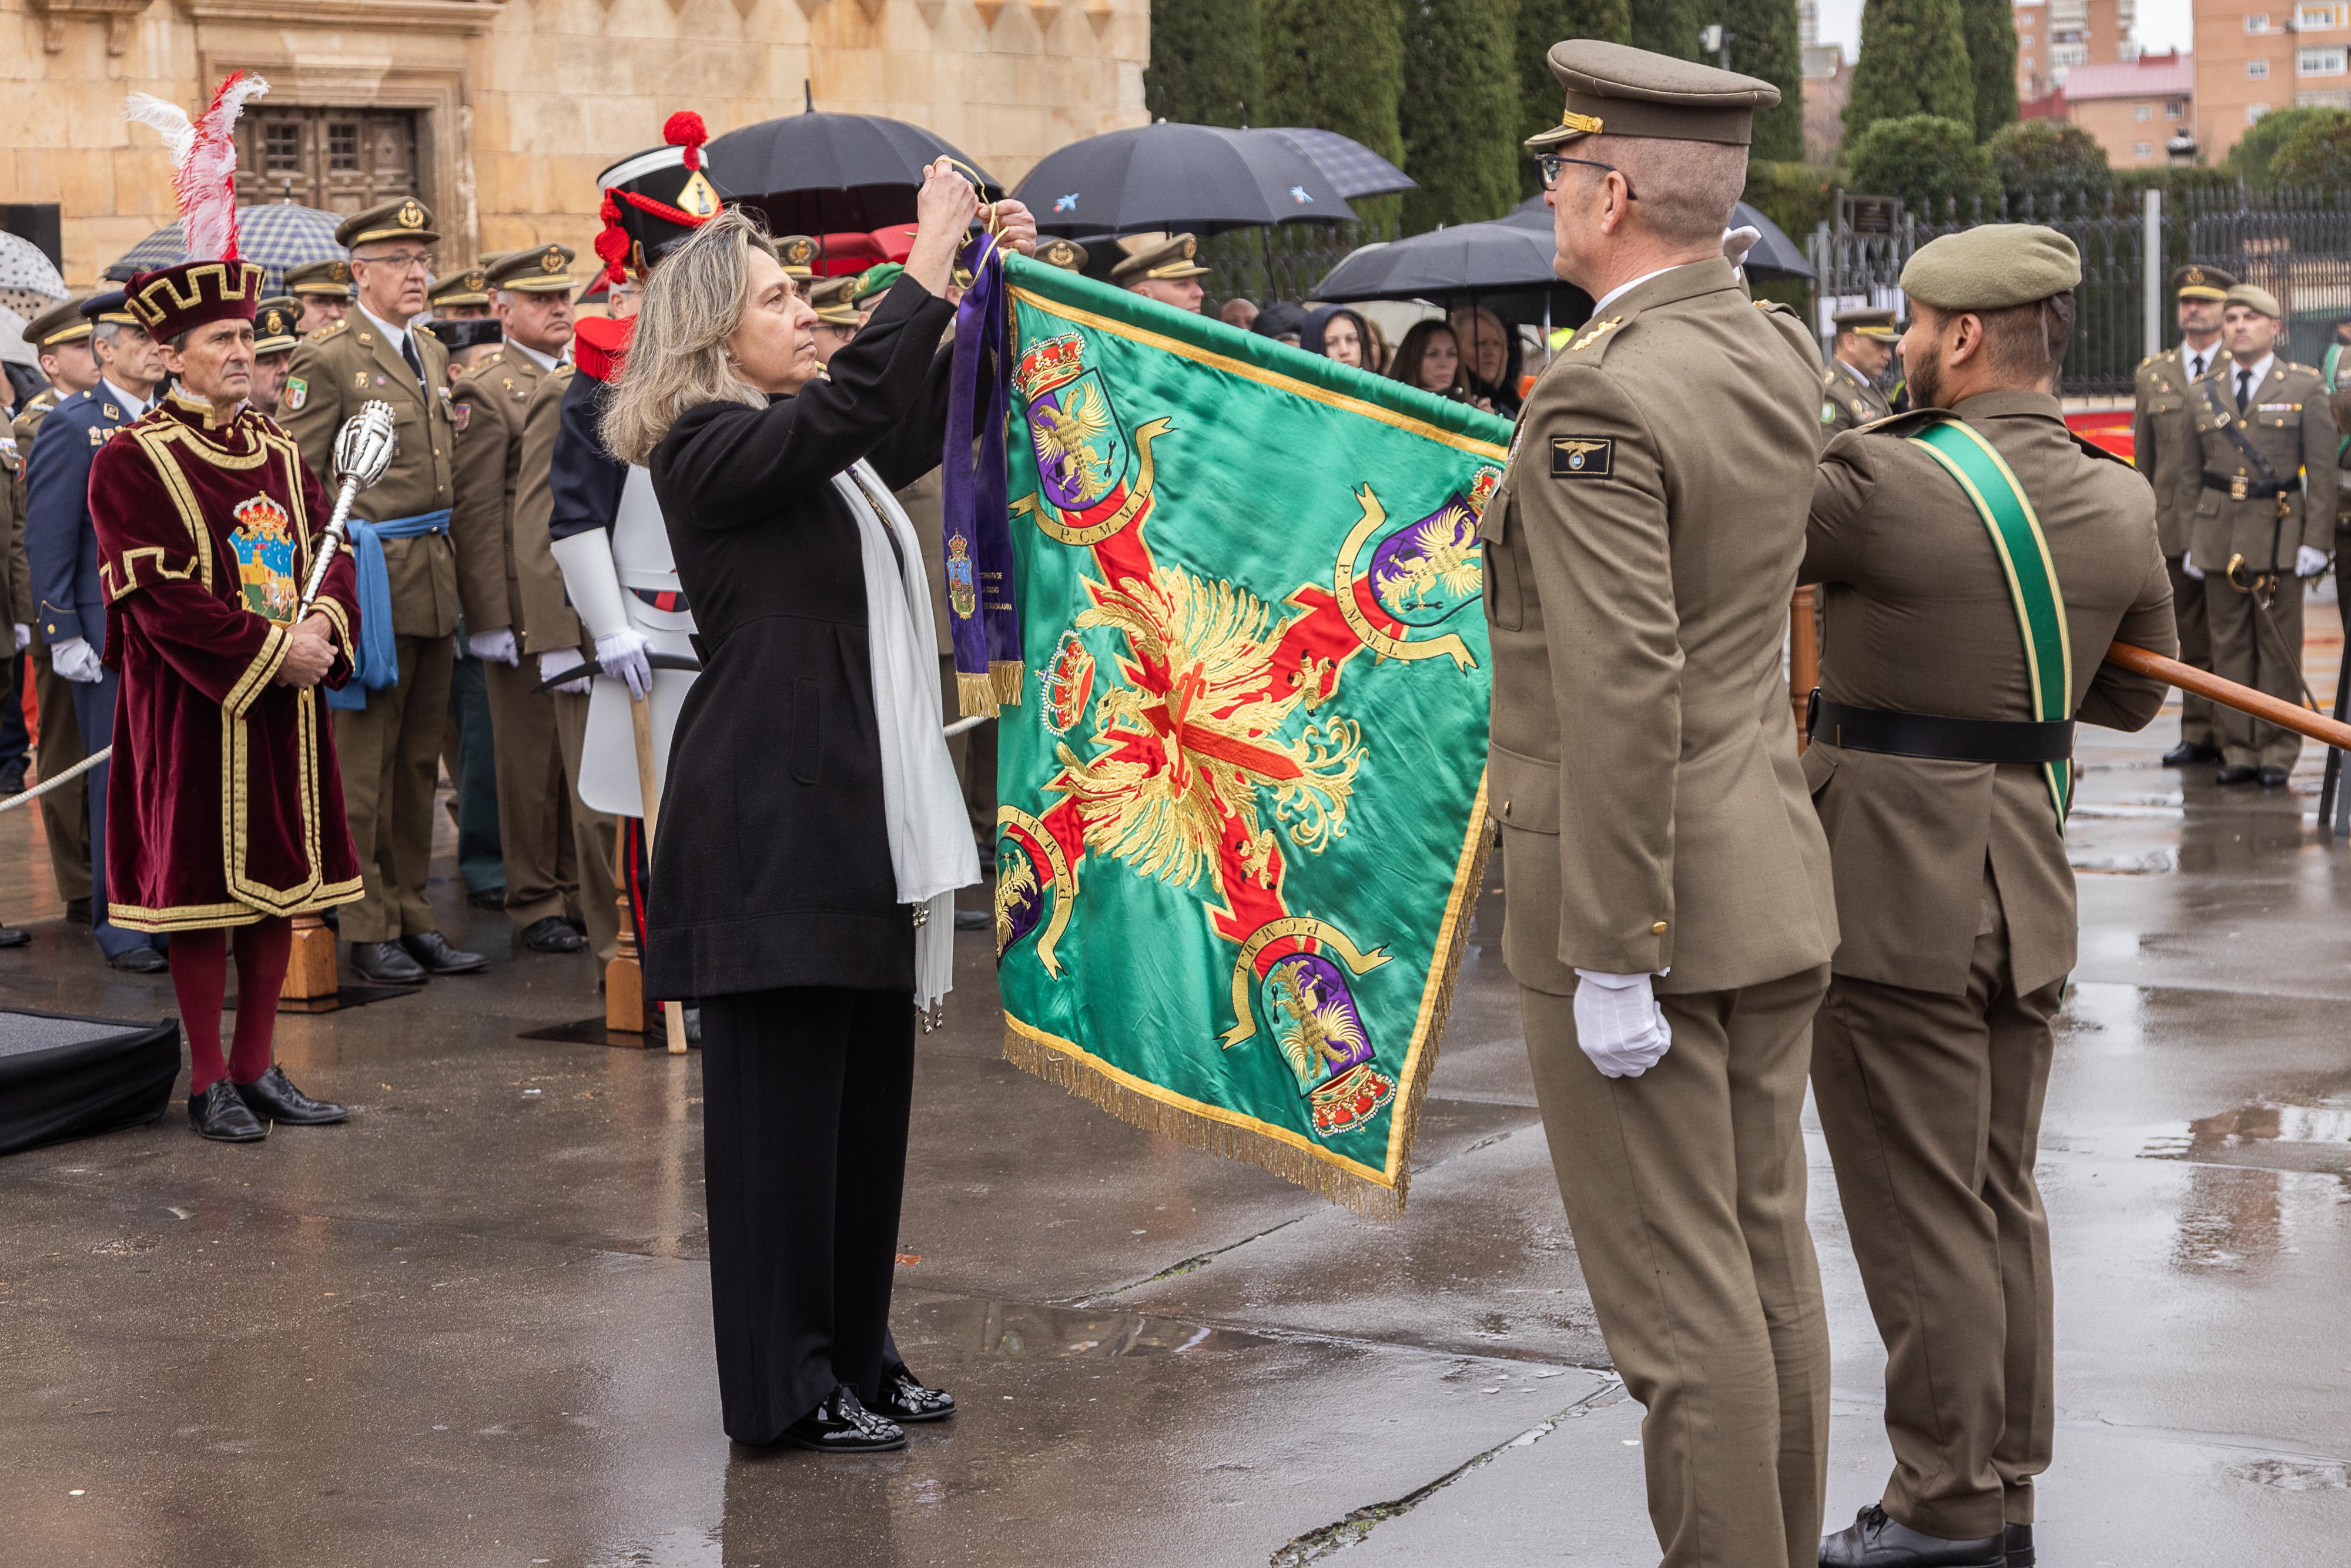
[6,647,2351,1564]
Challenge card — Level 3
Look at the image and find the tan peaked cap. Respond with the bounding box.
[2225,282,2284,319]
[1525,39,1779,149]
[1900,224,2081,311]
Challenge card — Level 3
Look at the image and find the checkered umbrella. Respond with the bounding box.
[105,202,346,294]
[0,232,69,321]
[1261,128,1417,200]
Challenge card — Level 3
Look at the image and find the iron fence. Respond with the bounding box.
[1198,220,1394,313]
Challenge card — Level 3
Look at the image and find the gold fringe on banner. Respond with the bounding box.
[956,670,1001,719]
[990,661,1026,706]
[999,786,1495,1222]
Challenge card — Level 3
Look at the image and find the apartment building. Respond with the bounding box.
[2062,51,2196,163]
[2195,0,2351,160]
[2017,0,2139,100]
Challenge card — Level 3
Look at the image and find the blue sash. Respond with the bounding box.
[324,509,453,712]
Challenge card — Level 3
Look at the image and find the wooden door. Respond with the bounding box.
[236,108,421,217]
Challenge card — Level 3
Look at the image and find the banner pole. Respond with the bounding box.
[2105,641,2351,751]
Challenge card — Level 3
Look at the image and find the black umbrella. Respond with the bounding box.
[704,109,1002,235]
[1503,195,1814,282]
[1013,122,1357,237]
[1260,128,1416,200]
[1308,220,1590,331]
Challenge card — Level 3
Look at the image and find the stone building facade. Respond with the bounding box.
[4,0,1148,287]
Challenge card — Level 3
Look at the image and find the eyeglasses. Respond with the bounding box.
[1537,155,1639,200]
[356,252,435,273]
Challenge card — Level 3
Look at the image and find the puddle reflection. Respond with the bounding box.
[904,1295,1269,1359]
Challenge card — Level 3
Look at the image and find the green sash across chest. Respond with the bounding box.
[1906,417,2075,826]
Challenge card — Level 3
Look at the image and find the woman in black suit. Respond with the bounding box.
[602,166,1037,1452]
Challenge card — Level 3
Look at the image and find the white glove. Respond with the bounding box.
[1572,970,1673,1079]
[468,628,520,666]
[11,623,27,654]
[2182,558,2206,581]
[538,647,592,696]
[51,635,103,684]
[2297,544,2330,579]
[595,628,654,701]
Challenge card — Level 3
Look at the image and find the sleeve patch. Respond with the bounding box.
[284,377,308,411]
[1550,435,1615,478]
[451,403,470,431]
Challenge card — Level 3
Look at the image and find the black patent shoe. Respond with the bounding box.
[108,945,168,973]
[1820,1504,2005,1568]
[401,930,487,974]
[235,1065,348,1126]
[2259,763,2292,788]
[2003,1523,2034,1568]
[349,939,426,984]
[188,1080,268,1143]
[870,1365,956,1423]
[0,924,28,949]
[2215,763,2260,786]
[518,915,583,953]
[778,1385,906,1453]
[2161,741,2220,766]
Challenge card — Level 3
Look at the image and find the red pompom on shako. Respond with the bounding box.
[664,111,709,172]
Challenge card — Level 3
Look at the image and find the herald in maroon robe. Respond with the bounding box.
[87,391,365,930]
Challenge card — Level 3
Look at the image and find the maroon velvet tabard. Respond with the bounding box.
[88,391,364,930]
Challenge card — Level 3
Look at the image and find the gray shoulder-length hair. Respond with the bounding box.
[600,207,777,467]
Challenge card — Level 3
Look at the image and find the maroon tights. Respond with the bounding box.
[172,918,294,1094]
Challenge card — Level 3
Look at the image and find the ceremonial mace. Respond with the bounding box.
[0,403,403,820]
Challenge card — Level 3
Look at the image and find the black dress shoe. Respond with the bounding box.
[467,884,508,910]
[107,945,168,974]
[65,897,91,925]
[349,939,426,984]
[2003,1523,2034,1568]
[1820,1505,2005,1568]
[401,931,487,974]
[2259,763,2291,788]
[2162,741,2221,766]
[2215,763,2260,785]
[0,763,24,795]
[518,915,584,954]
[188,1080,268,1143]
[777,1385,906,1453]
[0,924,29,949]
[953,906,989,931]
[870,1365,955,1423]
[684,1005,702,1047]
[235,1065,348,1125]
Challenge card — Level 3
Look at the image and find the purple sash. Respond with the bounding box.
[940,231,1023,716]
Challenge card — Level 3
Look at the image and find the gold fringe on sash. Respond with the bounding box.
[990,660,1025,706]
[957,670,1001,718]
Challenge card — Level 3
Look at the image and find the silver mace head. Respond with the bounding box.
[332,399,399,488]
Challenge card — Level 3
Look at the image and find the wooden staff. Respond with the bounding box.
[2104,641,2351,752]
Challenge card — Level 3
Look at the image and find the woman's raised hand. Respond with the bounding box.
[989,198,1039,257]
[906,159,980,296]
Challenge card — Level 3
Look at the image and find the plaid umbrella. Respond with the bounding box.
[1261,128,1417,200]
[105,202,347,294]
[0,232,69,321]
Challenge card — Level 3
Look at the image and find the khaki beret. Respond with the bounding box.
[284,258,353,298]
[1833,307,1901,340]
[1111,232,1210,286]
[1037,237,1089,272]
[1525,39,1779,149]
[1900,225,2081,312]
[807,274,862,326]
[2172,263,2238,302]
[252,296,300,353]
[2224,283,2283,319]
[337,197,438,250]
[487,244,578,293]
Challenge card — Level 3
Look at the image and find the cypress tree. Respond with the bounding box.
[1958,0,2018,137]
[1844,0,1975,145]
[1398,0,1522,232]
[1720,0,1804,162]
[1516,0,1635,198]
[1146,0,1265,126]
[1261,0,1407,226]
[1630,0,1709,61]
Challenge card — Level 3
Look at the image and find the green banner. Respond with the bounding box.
[990,254,1511,1217]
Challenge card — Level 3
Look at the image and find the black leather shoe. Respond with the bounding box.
[684,1005,702,1047]
[234,1065,347,1125]
[953,906,989,931]
[2003,1523,2034,1568]
[518,915,584,954]
[467,884,508,910]
[2162,741,2221,766]
[65,897,91,925]
[2215,763,2260,785]
[0,763,23,795]
[0,924,28,949]
[778,1386,906,1453]
[870,1365,955,1423]
[1820,1505,2004,1568]
[349,939,426,984]
[188,1080,268,1143]
[107,945,168,974]
[2259,763,2292,788]
[401,931,487,975]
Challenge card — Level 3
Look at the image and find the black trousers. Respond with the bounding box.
[701,985,915,1445]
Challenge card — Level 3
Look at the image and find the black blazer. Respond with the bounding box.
[642,277,959,999]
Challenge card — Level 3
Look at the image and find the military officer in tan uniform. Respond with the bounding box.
[2182,282,2338,786]
[1820,307,1898,438]
[2131,263,2235,767]
[424,263,495,324]
[280,197,487,983]
[247,295,301,417]
[1485,41,1838,1568]
[284,257,353,334]
[453,244,591,957]
[1803,226,2177,1568]
[1111,233,1210,311]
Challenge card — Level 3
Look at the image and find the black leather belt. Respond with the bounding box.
[1807,692,2073,765]
[2203,473,2291,500]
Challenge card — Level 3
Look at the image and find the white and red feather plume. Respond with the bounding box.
[124,71,270,263]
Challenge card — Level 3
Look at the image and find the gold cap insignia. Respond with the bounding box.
[331,260,351,284]
[467,270,485,291]
[541,247,563,274]
[1559,110,1605,135]
[398,199,426,230]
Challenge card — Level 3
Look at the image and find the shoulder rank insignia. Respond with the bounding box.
[284,377,308,412]
[1569,317,1622,351]
[1551,435,1613,477]
[310,319,349,342]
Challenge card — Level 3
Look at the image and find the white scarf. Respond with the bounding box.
[835,460,982,1021]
